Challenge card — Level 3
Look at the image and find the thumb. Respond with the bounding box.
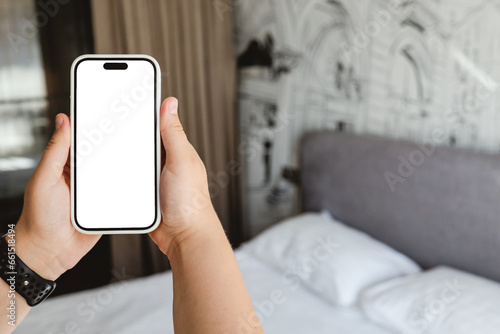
[160,97,192,163]
[36,113,71,184]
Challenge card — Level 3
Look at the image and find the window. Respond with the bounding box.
[0,0,49,159]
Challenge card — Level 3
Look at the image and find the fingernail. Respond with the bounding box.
[55,115,63,130]
[169,99,178,115]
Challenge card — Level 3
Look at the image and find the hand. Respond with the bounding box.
[14,114,101,281]
[149,97,220,256]
[148,98,263,334]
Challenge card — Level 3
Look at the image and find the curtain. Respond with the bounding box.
[90,0,242,277]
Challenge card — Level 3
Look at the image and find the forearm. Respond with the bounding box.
[166,219,264,334]
[0,226,64,332]
[0,279,31,333]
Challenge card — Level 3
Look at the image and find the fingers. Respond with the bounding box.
[160,97,192,164]
[36,113,71,185]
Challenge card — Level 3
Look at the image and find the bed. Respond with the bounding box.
[14,250,394,334]
[14,132,500,334]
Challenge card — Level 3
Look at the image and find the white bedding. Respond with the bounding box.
[241,212,420,306]
[14,249,392,334]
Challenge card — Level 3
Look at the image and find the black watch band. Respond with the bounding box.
[0,236,56,307]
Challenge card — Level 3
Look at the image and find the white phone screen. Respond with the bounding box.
[73,58,158,231]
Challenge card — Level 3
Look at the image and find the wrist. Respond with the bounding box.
[165,216,227,262]
[11,224,65,281]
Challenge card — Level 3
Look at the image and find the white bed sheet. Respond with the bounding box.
[14,250,393,334]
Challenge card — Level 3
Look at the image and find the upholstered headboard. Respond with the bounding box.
[301,131,500,282]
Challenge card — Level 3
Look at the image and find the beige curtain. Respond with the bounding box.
[90,0,242,277]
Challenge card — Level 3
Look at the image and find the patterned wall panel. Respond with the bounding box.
[236,0,500,235]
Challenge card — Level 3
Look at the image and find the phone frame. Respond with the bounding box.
[70,54,161,234]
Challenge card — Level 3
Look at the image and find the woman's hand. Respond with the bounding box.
[149,97,220,257]
[14,114,101,281]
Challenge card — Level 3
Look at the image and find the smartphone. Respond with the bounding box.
[70,55,161,234]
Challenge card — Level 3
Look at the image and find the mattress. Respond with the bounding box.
[14,250,392,334]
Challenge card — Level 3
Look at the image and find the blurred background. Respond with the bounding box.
[236,0,500,235]
[1,0,500,299]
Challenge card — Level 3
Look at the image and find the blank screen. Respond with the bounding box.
[74,59,158,231]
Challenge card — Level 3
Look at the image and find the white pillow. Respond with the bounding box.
[241,212,420,306]
[360,266,500,334]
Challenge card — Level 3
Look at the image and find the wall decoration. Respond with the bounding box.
[236,0,500,235]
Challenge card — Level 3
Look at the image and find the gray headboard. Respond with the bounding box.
[301,131,500,282]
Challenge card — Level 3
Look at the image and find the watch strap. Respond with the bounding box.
[0,236,56,307]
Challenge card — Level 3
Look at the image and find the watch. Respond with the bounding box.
[0,236,56,307]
